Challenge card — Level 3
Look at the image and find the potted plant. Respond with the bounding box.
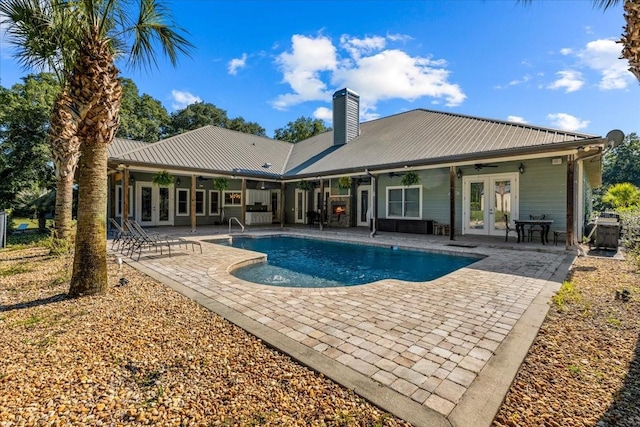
[151,170,175,186]
[297,180,313,191]
[401,171,421,187]
[338,176,352,189]
[212,177,230,191]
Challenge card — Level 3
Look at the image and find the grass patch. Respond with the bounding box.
[14,314,45,328]
[0,264,34,277]
[552,281,581,311]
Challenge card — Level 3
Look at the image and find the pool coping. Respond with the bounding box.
[122,230,575,427]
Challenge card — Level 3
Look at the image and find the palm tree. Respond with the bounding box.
[1,0,82,243]
[66,0,192,297]
[521,1,639,82]
[3,0,192,297]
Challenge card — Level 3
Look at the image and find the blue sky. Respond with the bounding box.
[0,0,637,138]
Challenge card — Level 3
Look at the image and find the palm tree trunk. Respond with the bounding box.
[50,90,80,242]
[68,34,121,298]
[69,142,109,297]
[622,0,640,81]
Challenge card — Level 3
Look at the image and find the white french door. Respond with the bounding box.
[294,189,307,224]
[357,185,371,227]
[136,181,174,226]
[462,173,518,236]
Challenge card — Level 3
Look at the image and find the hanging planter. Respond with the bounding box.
[212,177,230,191]
[151,170,175,186]
[401,171,421,187]
[338,176,352,189]
[297,180,313,191]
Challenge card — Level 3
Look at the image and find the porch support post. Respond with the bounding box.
[280,181,285,227]
[241,178,247,225]
[122,169,130,230]
[108,174,116,221]
[449,166,456,240]
[190,174,196,232]
[371,173,377,237]
[566,155,575,249]
[319,179,325,231]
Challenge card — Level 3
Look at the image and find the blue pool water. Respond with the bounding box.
[221,236,477,288]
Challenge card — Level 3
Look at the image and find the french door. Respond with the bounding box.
[294,189,307,224]
[136,181,174,226]
[357,186,371,227]
[462,173,518,236]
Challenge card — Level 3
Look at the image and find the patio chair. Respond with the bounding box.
[527,214,546,242]
[109,218,133,251]
[127,220,202,259]
[123,219,171,261]
[503,214,518,242]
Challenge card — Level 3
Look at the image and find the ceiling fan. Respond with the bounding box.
[474,163,499,171]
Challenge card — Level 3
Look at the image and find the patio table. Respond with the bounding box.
[514,219,554,244]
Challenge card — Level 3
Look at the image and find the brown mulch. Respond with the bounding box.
[493,254,640,427]
[1,246,639,427]
[0,247,410,426]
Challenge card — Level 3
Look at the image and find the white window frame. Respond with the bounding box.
[209,190,221,216]
[386,185,422,219]
[176,188,190,216]
[115,185,133,218]
[223,190,242,206]
[195,189,206,216]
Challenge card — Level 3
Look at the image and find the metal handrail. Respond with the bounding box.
[228,217,245,233]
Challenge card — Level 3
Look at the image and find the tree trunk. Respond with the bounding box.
[69,142,109,297]
[50,90,80,242]
[68,34,122,298]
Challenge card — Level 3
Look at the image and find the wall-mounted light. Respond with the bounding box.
[518,163,525,174]
[129,173,135,183]
[456,168,463,179]
[176,178,181,185]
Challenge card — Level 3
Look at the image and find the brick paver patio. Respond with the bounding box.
[121,229,572,427]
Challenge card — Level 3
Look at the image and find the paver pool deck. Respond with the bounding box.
[119,228,575,427]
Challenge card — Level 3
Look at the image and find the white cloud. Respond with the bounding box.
[507,115,527,124]
[495,74,531,89]
[387,33,413,43]
[578,39,631,90]
[271,33,466,114]
[340,35,386,59]
[560,48,572,56]
[171,90,202,110]
[547,70,584,93]
[547,113,589,131]
[313,107,332,124]
[272,34,338,110]
[228,53,247,75]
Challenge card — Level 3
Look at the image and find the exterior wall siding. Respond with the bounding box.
[518,157,567,231]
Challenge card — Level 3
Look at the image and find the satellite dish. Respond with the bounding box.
[606,129,624,149]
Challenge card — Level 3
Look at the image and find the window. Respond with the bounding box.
[176,189,189,216]
[386,186,421,219]
[195,190,205,215]
[209,190,220,215]
[223,191,242,206]
[115,185,133,218]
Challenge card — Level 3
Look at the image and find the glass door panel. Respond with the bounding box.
[467,180,486,233]
[141,186,153,223]
[158,187,170,223]
[492,178,512,233]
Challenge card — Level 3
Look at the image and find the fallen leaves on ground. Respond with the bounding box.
[0,247,409,426]
[493,255,640,427]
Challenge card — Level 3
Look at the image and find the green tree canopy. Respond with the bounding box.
[166,102,265,137]
[117,78,170,142]
[273,116,328,143]
[603,132,640,187]
[0,73,58,207]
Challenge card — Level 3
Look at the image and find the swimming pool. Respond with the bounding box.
[219,236,478,288]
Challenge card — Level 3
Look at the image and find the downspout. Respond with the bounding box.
[366,169,377,238]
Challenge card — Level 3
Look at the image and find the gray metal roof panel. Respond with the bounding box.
[114,126,292,177]
[109,138,151,157]
[287,109,598,175]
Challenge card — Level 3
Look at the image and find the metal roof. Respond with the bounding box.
[285,109,599,176]
[110,138,150,157]
[109,126,293,178]
[109,109,601,178]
